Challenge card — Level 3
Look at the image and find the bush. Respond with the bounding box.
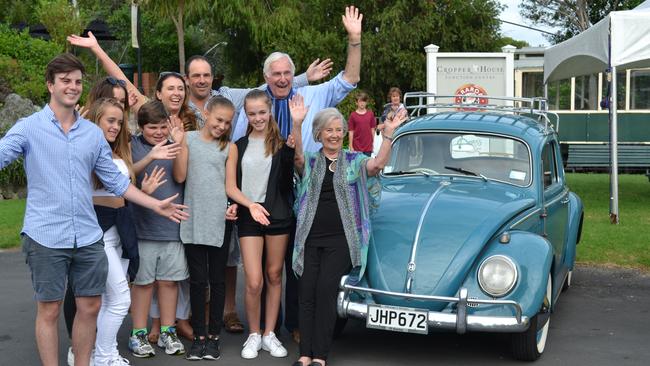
[0,23,60,104]
[0,127,27,191]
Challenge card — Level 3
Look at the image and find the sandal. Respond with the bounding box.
[223,312,244,333]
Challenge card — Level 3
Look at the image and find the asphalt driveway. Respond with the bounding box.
[1,250,648,365]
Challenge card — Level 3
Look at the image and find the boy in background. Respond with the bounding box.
[348,91,376,156]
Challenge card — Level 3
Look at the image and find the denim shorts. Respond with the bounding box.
[22,235,108,301]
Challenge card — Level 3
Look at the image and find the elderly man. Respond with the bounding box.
[232,6,363,153]
[185,55,333,128]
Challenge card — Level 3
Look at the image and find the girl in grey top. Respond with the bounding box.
[173,96,238,360]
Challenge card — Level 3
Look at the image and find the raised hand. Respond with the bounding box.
[306,58,334,82]
[384,108,408,136]
[67,31,99,50]
[141,165,167,195]
[149,140,181,160]
[286,134,296,149]
[154,193,190,223]
[342,6,363,40]
[289,94,309,125]
[128,90,139,108]
[167,115,185,144]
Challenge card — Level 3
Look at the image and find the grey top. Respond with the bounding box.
[180,131,230,246]
[241,137,271,203]
[131,135,183,241]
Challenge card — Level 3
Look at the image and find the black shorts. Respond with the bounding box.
[237,205,293,237]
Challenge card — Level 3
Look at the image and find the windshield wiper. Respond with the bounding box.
[383,170,430,176]
[444,166,488,181]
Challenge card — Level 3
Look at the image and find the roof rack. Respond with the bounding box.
[401,92,560,132]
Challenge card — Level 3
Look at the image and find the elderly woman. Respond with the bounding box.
[288,95,407,366]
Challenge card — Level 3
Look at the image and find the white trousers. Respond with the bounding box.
[94,226,130,366]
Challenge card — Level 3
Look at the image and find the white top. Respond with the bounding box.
[92,159,129,197]
[241,137,271,203]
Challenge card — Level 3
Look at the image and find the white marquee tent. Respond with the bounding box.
[543,0,650,223]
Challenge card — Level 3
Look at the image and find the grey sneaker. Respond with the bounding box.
[129,331,155,358]
[158,327,185,355]
[203,337,221,360]
[185,337,205,360]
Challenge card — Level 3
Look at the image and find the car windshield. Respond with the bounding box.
[384,132,531,186]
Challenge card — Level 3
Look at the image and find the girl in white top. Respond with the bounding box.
[226,90,294,359]
[86,98,164,366]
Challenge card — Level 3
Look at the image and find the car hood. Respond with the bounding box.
[368,177,535,307]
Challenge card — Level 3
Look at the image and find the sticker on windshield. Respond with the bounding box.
[509,170,526,181]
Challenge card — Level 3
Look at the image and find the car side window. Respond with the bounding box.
[542,142,558,189]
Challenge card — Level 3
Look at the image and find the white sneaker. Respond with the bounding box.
[240,333,262,359]
[107,356,131,366]
[262,332,288,358]
[68,347,95,366]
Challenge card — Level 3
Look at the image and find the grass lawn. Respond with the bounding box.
[0,174,648,270]
[567,173,650,271]
[0,198,24,249]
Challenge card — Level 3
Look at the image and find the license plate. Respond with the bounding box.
[366,304,428,334]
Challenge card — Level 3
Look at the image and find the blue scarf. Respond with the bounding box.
[266,88,295,139]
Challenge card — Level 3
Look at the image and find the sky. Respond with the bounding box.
[499,0,553,47]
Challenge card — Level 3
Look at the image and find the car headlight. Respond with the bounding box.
[477,255,518,297]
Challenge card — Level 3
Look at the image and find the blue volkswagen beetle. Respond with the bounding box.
[336,94,583,361]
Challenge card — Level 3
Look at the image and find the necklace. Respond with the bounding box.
[328,158,337,172]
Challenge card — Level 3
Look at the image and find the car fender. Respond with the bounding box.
[460,230,553,319]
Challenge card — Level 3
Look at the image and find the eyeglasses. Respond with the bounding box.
[106,76,126,87]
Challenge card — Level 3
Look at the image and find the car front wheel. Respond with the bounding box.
[511,273,551,361]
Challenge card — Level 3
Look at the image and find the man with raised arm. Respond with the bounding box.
[232,5,363,153]
[0,53,189,366]
[184,55,333,128]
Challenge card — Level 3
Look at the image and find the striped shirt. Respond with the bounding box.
[0,104,130,248]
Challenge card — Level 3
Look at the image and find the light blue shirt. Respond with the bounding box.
[189,72,310,129]
[232,71,356,152]
[0,105,130,248]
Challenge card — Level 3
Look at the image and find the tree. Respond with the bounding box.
[497,37,530,50]
[36,0,88,52]
[519,0,644,43]
[205,0,504,109]
[143,0,210,73]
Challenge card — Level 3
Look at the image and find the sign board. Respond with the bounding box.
[424,45,515,107]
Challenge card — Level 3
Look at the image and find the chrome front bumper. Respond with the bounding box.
[337,276,529,334]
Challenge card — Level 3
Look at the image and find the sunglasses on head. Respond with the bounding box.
[159,71,184,79]
[106,76,126,87]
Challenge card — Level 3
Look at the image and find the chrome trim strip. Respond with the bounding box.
[544,188,569,208]
[405,181,450,293]
[337,276,528,333]
[509,208,542,229]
